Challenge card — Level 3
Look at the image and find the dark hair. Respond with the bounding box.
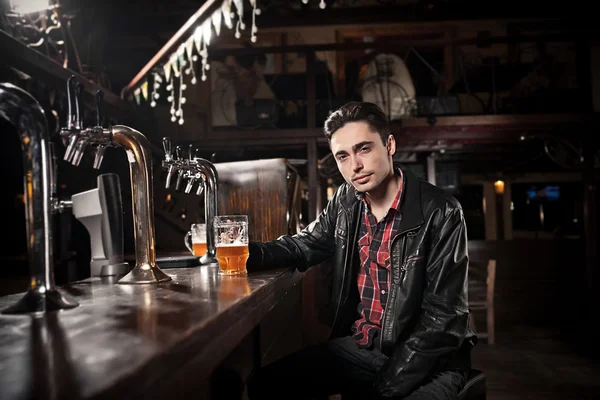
[323,102,391,143]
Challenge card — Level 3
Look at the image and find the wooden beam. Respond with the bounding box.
[253,4,571,29]
[122,0,223,98]
[195,113,595,149]
[210,32,600,58]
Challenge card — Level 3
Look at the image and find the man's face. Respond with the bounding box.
[330,121,395,193]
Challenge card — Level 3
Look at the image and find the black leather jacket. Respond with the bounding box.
[247,169,477,398]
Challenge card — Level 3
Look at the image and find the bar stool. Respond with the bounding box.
[457,368,487,400]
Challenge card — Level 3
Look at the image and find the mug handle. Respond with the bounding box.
[184,231,193,254]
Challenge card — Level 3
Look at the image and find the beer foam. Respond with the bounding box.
[216,242,248,247]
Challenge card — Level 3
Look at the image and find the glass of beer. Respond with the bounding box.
[184,223,207,257]
[214,215,249,275]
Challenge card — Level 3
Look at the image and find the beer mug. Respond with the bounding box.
[184,223,207,257]
[214,215,249,275]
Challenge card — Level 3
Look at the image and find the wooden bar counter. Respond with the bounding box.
[0,263,304,400]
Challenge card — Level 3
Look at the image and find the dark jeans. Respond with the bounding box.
[247,336,466,400]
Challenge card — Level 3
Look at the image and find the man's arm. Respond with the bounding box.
[374,207,471,398]
[246,185,343,272]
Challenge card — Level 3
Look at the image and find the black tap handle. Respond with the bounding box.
[175,145,183,160]
[75,82,84,129]
[188,143,194,161]
[95,90,104,127]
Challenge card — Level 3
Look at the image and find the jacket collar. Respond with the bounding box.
[397,168,424,233]
[340,167,424,233]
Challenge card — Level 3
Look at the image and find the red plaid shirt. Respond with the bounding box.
[352,169,404,349]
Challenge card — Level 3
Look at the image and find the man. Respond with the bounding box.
[246,102,476,399]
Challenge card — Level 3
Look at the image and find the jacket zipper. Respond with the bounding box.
[380,229,416,350]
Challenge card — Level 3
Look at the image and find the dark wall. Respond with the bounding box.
[469,239,586,334]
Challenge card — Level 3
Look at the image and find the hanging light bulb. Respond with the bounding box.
[250,0,258,43]
[149,72,162,106]
[174,67,185,125]
[320,0,326,9]
[199,40,209,82]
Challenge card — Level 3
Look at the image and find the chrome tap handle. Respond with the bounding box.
[63,134,79,162]
[66,75,77,129]
[95,90,104,127]
[175,169,185,191]
[74,82,84,129]
[162,137,173,162]
[184,175,196,194]
[196,183,204,196]
[93,144,106,169]
[71,139,87,166]
[195,173,205,196]
[173,145,185,190]
[165,165,175,189]
[162,137,176,189]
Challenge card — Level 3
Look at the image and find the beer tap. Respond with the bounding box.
[49,142,73,214]
[63,76,80,163]
[162,137,176,189]
[174,145,185,191]
[0,82,79,314]
[162,137,218,265]
[92,91,107,169]
[184,144,200,194]
[59,75,171,284]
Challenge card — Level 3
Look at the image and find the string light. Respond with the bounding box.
[233,0,244,39]
[177,71,186,125]
[133,0,327,124]
[250,0,259,43]
[150,73,162,107]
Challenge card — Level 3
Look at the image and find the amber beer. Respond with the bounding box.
[185,223,207,257]
[216,244,249,275]
[192,242,207,257]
